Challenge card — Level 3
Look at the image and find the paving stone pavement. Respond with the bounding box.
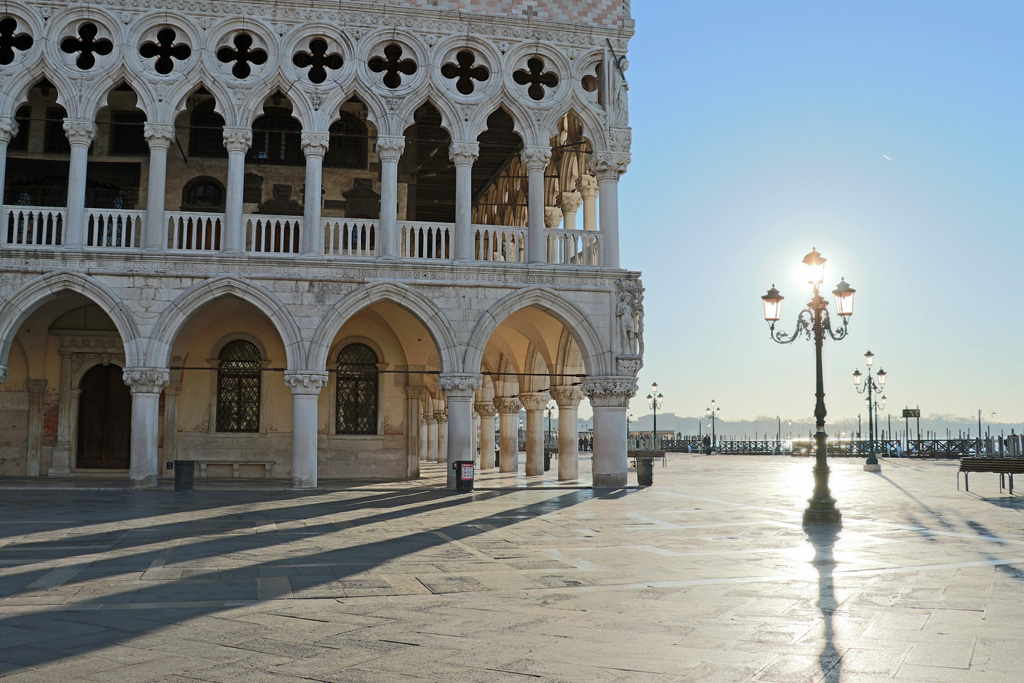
[2,454,1024,682]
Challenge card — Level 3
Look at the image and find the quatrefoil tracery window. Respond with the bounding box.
[216,33,268,79]
[0,17,33,66]
[60,22,112,70]
[513,56,559,101]
[441,50,489,95]
[139,28,191,75]
[293,39,343,84]
[368,44,417,89]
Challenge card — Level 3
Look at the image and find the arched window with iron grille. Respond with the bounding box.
[335,343,378,435]
[216,340,261,432]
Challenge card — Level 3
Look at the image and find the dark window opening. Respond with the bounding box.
[216,340,261,433]
[335,343,378,435]
[324,112,368,169]
[109,111,147,155]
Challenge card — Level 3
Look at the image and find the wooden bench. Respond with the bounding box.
[958,458,1024,493]
[628,450,667,467]
[193,460,275,479]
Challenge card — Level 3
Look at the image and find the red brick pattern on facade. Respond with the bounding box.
[353,0,628,30]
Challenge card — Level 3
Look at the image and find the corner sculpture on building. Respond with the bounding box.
[0,0,641,489]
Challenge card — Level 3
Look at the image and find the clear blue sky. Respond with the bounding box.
[616,1,1024,424]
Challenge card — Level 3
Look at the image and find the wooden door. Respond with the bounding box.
[76,364,132,469]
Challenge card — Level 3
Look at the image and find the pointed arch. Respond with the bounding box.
[397,88,464,141]
[466,99,534,147]
[465,286,609,378]
[309,281,459,373]
[147,276,304,370]
[0,271,142,367]
[539,102,608,153]
[165,77,235,127]
[78,68,159,123]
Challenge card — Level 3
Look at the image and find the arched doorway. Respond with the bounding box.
[76,364,132,469]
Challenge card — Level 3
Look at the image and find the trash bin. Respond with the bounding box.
[173,460,195,492]
[453,460,475,492]
[636,456,654,486]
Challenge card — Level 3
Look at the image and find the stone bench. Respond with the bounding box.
[193,460,275,479]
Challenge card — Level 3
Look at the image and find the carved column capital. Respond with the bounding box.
[519,392,550,412]
[587,151,631,180]
[143,123,175,149]
[222,127,252,153]
[577,174,599,199]
[63,119,97,146]
[433,409,448,425]
[376,135,406,162]
[474,402,497,418]
[284,372,329,395]
[544,206,563,228]
[550,386,582,408]
[520,146,551,171]
[301,131,331,158]
[122,368,170,394]
[438,373,483,398]
[449,140,479,166]
[405,385,426,399]
[493,397,522,415]
[424,411,437,425]
[0,117,19,144]
[581,377,637,408]
[559,191,583,215]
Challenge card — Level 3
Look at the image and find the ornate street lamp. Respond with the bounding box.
[762,248,855,525]
[853,350,887,471]
[646,383,663,449]
[705,400,721,449]
[545,401,555,447]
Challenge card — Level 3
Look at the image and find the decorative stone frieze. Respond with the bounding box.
[493,397,522,414]
[549,385,582,407]
[375,135,405,161]
[63,119,97,146]
[222,127,252,152]
[300,131,330,157]
[122,368,170,394]
[520,146,551,170]
[143,123,175,149]
[448,141,480,166]
[284,372,329,395]
[474,401,497,418]
[581,377,637,408]
[438,373,482,397]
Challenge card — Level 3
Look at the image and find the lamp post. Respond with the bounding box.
[705,400,721,450]
[545,401,555,447]
[762,247,855,525]
[627,412,634,448]
[646,383,663,450]
[852,350,887,471]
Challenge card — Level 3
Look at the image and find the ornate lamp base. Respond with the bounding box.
[803,505,843,525]
[863,463,881,472]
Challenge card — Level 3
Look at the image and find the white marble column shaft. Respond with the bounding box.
[551,386,582,482]
[583,378,637,487]
[124,369,170,488]
[376,136,404,258]
[475,403,497,469]
[63,120,97,248]
[494,398,522,473]
[439,374,482,489]
[223,128,252,254]
[301,132,329,256]
[450,142,479,261]
[522,147,551,264]
[521,393,549,476]
[286,373,327,488]
[143,123,175,250]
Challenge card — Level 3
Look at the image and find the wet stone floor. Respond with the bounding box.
[1,455,1023,682]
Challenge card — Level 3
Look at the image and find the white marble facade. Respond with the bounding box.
[0,0,641,488]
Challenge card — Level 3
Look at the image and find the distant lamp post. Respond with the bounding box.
[705,400,721,449]
[627,412,634,448]
[762,247,855,525]
[853,350,887,471]
[545,401,555,446]
[646,383,663,449]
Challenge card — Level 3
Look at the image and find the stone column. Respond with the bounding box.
[123,368,170,488]
[376,135,405,258]
[419,416,429,460]
[222,127,252,254]
[588,152,630,269]
[162,379,181,474]
[475,402,497,469]
[494,397,522,473]
[520,393,549,476]
[143,123,175,251]
[405,386,425,477]
[521,146,551,264]
[0,117,18,212]
[301,131,329,256]
[439,374,483,489]
[434,410,448,466]
[425,412,438,463]
[450,142,479,261]
[583,377,637,487]
[63,120,97,248]
[285,373,327,488]
[550,386,582,482]
[560,191,582,232]
[579,175,598,232]
[50,351,74,476]
[25,379,47,477]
